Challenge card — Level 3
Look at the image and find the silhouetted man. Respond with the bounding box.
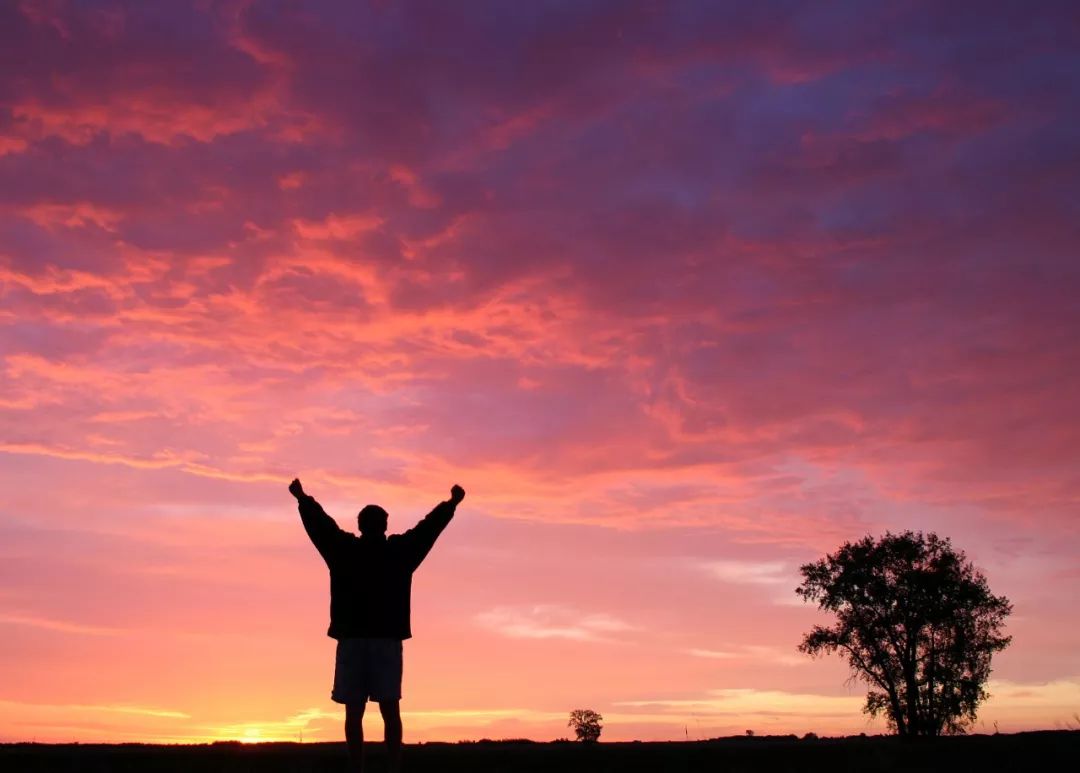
[289,478,464,773]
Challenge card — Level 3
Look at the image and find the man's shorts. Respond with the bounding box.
[331,637,403,705]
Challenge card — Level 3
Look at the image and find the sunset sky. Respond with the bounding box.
[2,0,1079,744]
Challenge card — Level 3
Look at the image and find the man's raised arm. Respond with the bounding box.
[400,484,465,570]
[289,478,344,560]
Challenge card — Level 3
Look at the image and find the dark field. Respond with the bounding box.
[3,732,1077,773]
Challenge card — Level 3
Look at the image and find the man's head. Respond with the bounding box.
[357,504,389,536]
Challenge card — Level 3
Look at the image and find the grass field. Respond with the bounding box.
[2,732,1077,772]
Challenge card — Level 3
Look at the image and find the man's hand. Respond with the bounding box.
[449,484,465,504]
[289,478,306,500]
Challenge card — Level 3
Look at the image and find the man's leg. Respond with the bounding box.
[379,700,402,773]
[345,702,366,772]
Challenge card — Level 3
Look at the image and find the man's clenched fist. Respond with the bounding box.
[450,484,465,504]
[289,478,305,500]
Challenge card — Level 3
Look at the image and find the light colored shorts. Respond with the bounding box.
[331,637,403,705]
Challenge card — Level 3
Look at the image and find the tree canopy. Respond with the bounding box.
[796,531,1012,736]
[568,709,603,742]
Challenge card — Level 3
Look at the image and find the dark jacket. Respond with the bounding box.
[298,495,456,640]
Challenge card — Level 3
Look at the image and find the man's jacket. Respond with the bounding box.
[297,495,456,640]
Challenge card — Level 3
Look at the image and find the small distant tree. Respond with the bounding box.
[568,709,603,742]
[796,531,1012,737]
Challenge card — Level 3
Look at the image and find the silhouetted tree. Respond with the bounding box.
[568,709,602,742]
[796,531,1011,737]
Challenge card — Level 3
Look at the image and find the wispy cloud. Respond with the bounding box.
[686,645,804,667]
[699,559,793,587]
[0,614,125,637]
[0,700,188,719]
[686,648,739,660]
[615,687,864,719]
[475,605,637,642]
